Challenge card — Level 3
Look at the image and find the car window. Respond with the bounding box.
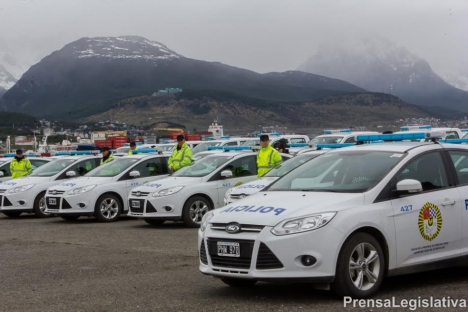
[445,131,459,139]
[448,150,468,185]
[344,137,355,143]
[173,155,232,177]
[265,154,318,177]
[129,158,168,178]
[88,158,139,177]
[69,159,100,177]
[225,141,237,146]
[0,162,11,177]
[394,152,448,191]
[290,138,306,143]
[220,156,257,178]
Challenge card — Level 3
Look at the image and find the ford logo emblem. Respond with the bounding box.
[52,190,57,195]
[136,191,141,197]
[225,222,241,234]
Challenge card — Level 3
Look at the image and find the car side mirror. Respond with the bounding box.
[129,171,140,178]
[394,179,423,196]
[66,171,76,177]
[221,170,233,178]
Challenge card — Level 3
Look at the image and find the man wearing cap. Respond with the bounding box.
[168,135,193,172]
[101,147,115,165]
[257,135,283,177]
[10,149,32,179]
[128,142,137,155]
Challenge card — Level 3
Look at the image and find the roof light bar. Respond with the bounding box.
[2,153,37,157]
[399,125,431,131]
[208,146,224,150]
[323,129,352,134]
[256,132,282,137]
[439,139,468,144]
[288,143,308,147]
[357,132,426,142]
[132,148,158,154]
[316,143,354,149]
[223,146,250,151]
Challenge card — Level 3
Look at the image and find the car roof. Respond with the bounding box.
[323,142,436,153]
[57,155,101,160]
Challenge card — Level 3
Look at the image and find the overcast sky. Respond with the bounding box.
[1,0,467,75]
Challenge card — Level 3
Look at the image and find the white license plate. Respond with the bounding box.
[131,201,140,208]
[48,198,56,205]
[217,241,240,257]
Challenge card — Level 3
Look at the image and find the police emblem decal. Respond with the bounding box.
[418,202,442,241]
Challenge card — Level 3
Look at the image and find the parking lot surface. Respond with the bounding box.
[0,214,467,312]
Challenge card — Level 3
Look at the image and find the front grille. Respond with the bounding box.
[62,199,72,209]
[2,196,12,206]
[46,197,61,209]
[211,223,265,233]
[48,190,65,195]
[256,243,284,270]
[146,201,157,213]
[131,191,150,197]
[207,238,254,269]
[200,240,208,265]
[129,199,144,213]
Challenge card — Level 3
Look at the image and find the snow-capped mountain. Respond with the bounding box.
[298,36,468,112]
[0,64,17,90]
[70,36,182,61]
[439,72,468,92]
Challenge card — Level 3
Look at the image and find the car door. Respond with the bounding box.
[214,155,258,207]
[390,151,462,267]
[445,149,468,255]
[124,157,169,192]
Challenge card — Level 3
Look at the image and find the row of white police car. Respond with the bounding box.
[198,129,468,298]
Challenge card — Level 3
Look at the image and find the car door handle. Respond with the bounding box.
[441,199,456,206]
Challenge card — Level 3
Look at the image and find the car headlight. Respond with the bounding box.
[200,210,214,232]
[152,186,184,197]
[67,185,97,196]
[271,212,336,236]
[7,184,35,194]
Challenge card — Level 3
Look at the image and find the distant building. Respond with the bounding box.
[153,87,183,96]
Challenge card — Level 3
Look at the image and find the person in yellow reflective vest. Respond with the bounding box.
[128,142,137,155]
[257,135,282,177]
[10,149,32,179]
[168,135,193,172]
[100,147,115,165]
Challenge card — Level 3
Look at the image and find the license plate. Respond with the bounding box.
[217,241,240,257]
[48,198,56,205]
[131,201,140,208]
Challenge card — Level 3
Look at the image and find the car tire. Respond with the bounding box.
[221,278,257,288]
[144,219,166,225]
[94,194,121,222]
[182,196,213,228]
[33,191,51,218]
[60,215,80,221]
[2,211,22,218]
[331,232,385,299]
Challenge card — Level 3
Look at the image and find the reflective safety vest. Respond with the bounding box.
[168,142,193,171]
[128,149,134,155]
[257,144,282,177]
[10,157,32,179]
[100,154,114,165]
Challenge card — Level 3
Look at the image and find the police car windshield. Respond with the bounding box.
[268,151,404,193]
[116,147,129,153]
[241,139,259,147]
[309,136,344,147]
[30,159,77,177]
[86,158,139,177]
[264,154,318,177]
[173,155,232,177]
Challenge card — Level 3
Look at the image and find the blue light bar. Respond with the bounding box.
[208,146,224,150]
[123,143,130,147]
[399,125,431,131]
[220,135,231,139]
[208,137,215,140]
[316,143,354,149]
[357,133,426,142]
[323,129,352,134]
[439,139,468,144]
[256,132,282,137]
[461,129,468,132]
[223,146,250,151]
[288,143,308,147]
[132,148,157,154]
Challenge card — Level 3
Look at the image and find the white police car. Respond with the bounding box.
[128,149,281,227]
[45,153,170,222]
[199,132,468,298]
[224,151,327,204]
[307,129,379,148]
[0,155,100,218]
[0,156,54,183]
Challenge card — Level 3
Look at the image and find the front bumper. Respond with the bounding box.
[45,193,95,216]
[0,191,34,211]
[127,195,183,219]
[198,224,344,281]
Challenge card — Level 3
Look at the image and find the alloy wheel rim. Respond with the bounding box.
[39,197,49,215]
[100,198,119,219]
[348,242,380,291]
[189,200,208,224]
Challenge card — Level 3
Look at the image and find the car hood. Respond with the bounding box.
[230,177,278,195]
[211,191,365,227]
[50,177,114,191]
[0,176,52,189]
[131,177,203,193]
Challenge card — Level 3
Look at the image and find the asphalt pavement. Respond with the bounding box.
[0,214,467,312]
